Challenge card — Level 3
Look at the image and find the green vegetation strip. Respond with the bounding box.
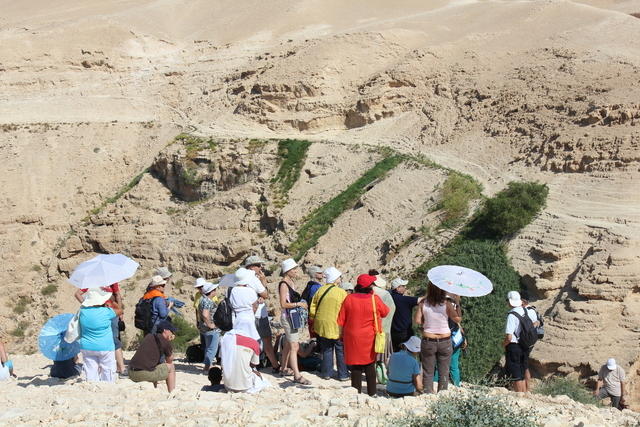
[409,181,549,382]
[289,155,404,260]
[87,168,148,217]
[271,139,313,201]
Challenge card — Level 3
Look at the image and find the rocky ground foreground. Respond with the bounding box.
[1,353,638,426]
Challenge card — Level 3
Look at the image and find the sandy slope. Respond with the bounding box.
[2,0,640,413]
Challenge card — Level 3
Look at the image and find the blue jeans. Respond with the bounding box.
[319,337,348,379]
[434,346,461,386]
[203,330,221,367]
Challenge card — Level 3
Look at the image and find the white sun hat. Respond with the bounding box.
[194,277,206,288]
[324,267,342,284]
[82,288,113,307]
[281,258,298,274]
[391,278,409,289]
[233,267,262,289]
[202,281,219,294]
[507,291,522,307]
[150,275,167,287]
[402,336,421,353]
[375,276,388,289]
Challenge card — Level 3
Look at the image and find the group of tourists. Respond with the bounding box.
[0,255,628,409]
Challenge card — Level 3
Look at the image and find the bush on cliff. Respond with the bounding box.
[394,390,539,427]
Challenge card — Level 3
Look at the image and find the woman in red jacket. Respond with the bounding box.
[337,274,390,396]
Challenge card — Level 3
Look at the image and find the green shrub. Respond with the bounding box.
[468,181,548,239]
[175,133,217,155]
[436,172,482,228]
[393,390,539,427]
[289,155,403,260]
[13,296,29,314]
[271,139,312,199]
[31,264,42,272]
[534,376,601,406]
[11,321,29,338]
[180,166,201,186]
[41,284,58,296]
[410,239,520,381]
[170,315,199,352]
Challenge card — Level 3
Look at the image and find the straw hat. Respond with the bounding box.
[149,275,167,287]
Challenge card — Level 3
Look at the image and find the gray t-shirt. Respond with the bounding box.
[599,365,625,397]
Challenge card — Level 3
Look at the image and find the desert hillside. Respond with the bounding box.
[1,0,640,415]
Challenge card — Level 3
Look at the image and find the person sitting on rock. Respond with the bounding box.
[50,356,81,379]
[128,320,176,392]
[386,336,423,397]
[594,358,626,409]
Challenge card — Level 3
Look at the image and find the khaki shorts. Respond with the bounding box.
[282,317,300,343]
[128,363,169,383]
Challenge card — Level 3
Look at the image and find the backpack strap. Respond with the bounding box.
[507,310,526,338]
[313,285,336,317]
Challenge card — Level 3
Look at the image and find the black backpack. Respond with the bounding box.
[509,310,538,351]
[525,306,545,339]
[186,344,204,363]
[213,287,234,332]
[134,297,157,332]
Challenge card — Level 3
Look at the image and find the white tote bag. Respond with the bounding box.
[0,364,10,381]
[64,310,81,343]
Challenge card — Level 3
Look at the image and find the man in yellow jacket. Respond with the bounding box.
[310,267,349,381]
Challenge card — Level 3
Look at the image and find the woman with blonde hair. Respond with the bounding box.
[278,258,310,385]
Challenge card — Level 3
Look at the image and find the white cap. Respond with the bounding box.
[281,258,298,274]
[391,278,409,289]
[154,267,172,279]
[324,267,342,284]
[607,358,617,370]
[340,282,354,291]
[507,291,522,307]
[82,289,113,307]
[150,275,167,287]
[402,336,421,353]
[234,267,262,288]
[243,255,266,267]
[375,276,388,290]
[194,277,207,288]
[202,281,219,294]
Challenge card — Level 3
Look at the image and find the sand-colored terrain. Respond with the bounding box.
[2,0,640,419]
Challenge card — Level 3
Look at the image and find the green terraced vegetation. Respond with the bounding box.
[271,139,312,205]
[289,155,404,260]
[87,168,148,218]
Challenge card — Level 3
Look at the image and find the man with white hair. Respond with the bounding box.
[309,267,349,381]
[595,358,626,409]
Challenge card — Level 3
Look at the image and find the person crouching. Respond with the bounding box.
[220,306,271,393]
[386,336,423,397]
[128,320,176,392]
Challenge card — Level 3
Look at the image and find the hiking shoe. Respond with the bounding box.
[338,376,350,382]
